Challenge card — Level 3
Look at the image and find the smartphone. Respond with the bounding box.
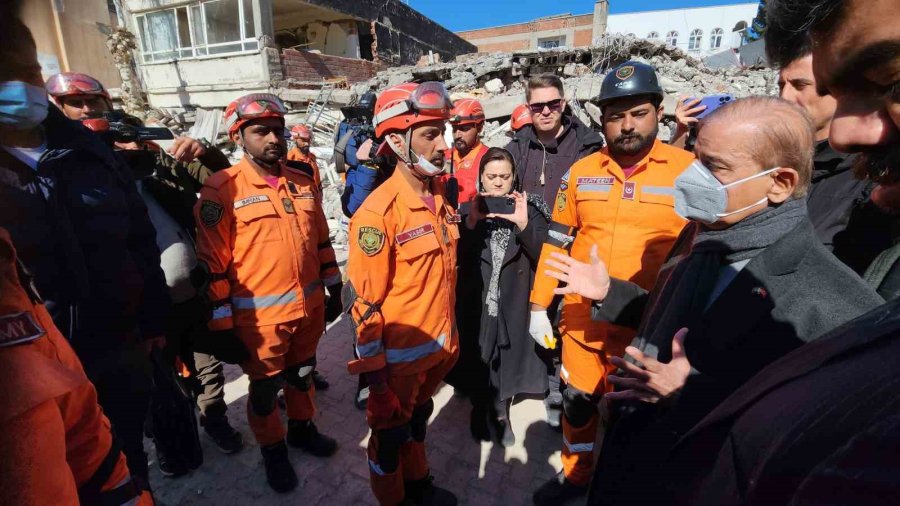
[481,196,516,215]
[685,94,735,119]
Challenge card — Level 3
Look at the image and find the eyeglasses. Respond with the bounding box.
[528,99,563,114]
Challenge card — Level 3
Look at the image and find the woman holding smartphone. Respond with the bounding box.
[445,147,552,446]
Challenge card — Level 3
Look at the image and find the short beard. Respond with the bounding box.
[610,125,658,158]
[852,144,900,185]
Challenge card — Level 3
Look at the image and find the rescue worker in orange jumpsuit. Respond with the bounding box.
[510,103,534,134]
[529,61,695,505]
[440,98,488,207]
[287,124,323,188]
[346,82,460,506]
[0,228,153,506]
[193,93,343,493]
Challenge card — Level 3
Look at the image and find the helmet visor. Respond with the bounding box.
[374,81,452,128]
[46,73,105,97]
[233,93,287,120]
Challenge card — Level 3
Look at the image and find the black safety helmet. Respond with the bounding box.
[597,61,664,108]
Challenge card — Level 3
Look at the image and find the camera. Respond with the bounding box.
[82,110,175,144]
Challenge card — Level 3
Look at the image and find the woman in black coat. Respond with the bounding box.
[445,147,551,446]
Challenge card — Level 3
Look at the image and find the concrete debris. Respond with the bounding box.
[484,78,505,94]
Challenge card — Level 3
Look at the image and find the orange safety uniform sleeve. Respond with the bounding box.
[531,168,580,308]
[346,208,392,374]
[194,184,235,331]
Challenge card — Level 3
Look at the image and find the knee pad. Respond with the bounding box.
[410,399,434,442]
[374,425,411,474]
[284,357,316,392]
[248,376,283,417]
[562,386,597,428]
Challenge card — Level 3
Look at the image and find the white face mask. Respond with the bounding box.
[674,160,779,224]
[389,130,446,179]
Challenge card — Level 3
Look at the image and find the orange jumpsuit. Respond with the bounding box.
[194,156,339,446]
[287,147,323,189]
[347,169,459,505]
[440,142,488,205]
[0,229,152,506]
[530,139,693,485]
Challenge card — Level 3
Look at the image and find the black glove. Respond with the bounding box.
[325,282,343,323]
[194,328,250,365]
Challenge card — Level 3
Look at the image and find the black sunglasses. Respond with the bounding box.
[528,99,563,114]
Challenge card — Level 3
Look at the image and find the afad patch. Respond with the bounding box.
[200,200,224,228]
[556,191,567,212]
[0,311,45,347]
[616,65,635,80]
[358,226,386,256]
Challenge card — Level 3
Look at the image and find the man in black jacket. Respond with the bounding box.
[544,97,884,504]
[777,47,898,278]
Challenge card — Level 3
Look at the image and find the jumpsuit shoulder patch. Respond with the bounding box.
[556,191,567,212]
[358,226,386,256]
[200,199,225,227]
[0,311,45,347]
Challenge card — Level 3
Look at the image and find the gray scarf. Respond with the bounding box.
[637,197,808,362]
[485,194,552,316]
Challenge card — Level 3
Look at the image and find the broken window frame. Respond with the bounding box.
[135,0,259,64]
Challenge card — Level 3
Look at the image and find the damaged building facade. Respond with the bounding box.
[121,0,475,109]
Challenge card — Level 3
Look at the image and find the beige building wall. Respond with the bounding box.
[20,0,122,88]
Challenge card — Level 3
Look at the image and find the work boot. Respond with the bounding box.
[532,471,587,505]
[405,475,457,506]
[202,415,244,454]
[260,441,297,493]
[156,450,188,478]
[312,370,330,391]
[355,385,369,410]
[286,419,337,457]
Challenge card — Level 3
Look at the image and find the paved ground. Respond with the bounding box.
[145,312,599,506]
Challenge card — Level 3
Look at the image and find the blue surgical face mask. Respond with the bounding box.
[0,81,49,130]
[674,160,779,224]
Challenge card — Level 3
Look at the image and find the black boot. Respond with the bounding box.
[202,415,244,454]
[532,471,587,505]
[260,441,297,493]
[490,398,515,447]
[405,475,457,506]
[312,370,330,390]
[286,419,337,457]
[155,449,188,478]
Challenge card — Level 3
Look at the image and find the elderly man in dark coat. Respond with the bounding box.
[543,96,884,504]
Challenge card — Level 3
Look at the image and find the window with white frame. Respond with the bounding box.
[688,29,703,51]
[710,28,724,50]
[647,31,659,40]
[135,0,258,63]
[666,31,678,47]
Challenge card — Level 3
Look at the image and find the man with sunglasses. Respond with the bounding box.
[193,93,343,492]
[504,74,604,207]
[529,61,695,504]
[346,82,460,505]
[442,98,489,207]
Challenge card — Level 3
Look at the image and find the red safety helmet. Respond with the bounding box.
[291,124,312,140]
[45,72,110,102]
[510,103,533,131]
[224,93,287,137]
[450,98,485,127]
[373,82,452,138]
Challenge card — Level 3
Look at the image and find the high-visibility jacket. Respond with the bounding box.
[346,169,460,376]
[195,157,340,331]
[441,142,489,205]
[287,147,322,190]
[531,140,694,351]
[0,228,147,506]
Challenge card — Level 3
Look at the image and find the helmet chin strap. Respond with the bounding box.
[389,131,438,181]
[239,130,278,171]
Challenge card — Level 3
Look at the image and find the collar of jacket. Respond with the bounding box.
[742,215,816,278]
[235,155,287,187]
[381,167,447,213]
[812,139,856,181]
[598,139,673,180]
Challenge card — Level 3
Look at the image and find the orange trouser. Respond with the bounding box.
[367,353,458,506]
[236,304,324,446]
[560,333,618,486]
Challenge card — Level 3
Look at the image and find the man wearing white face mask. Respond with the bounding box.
[541,96,884,506]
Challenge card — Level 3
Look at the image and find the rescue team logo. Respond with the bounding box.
[576,177,615,185]
[200,200,224,228]
[358,226,385,256]
[556,191,567,212]
[623,181,636,200]
[282,198,295,214]
[234,195,270,209]
[397,224,435,245]
[0,311,45,347]
[616,65,635,80]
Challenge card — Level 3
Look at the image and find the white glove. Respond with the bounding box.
[529,310,558,350]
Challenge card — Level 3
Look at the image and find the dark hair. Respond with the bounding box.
[526,74,565,102]
[0,16,39,82]
[766,0,845,68]
[478,147,517,191]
